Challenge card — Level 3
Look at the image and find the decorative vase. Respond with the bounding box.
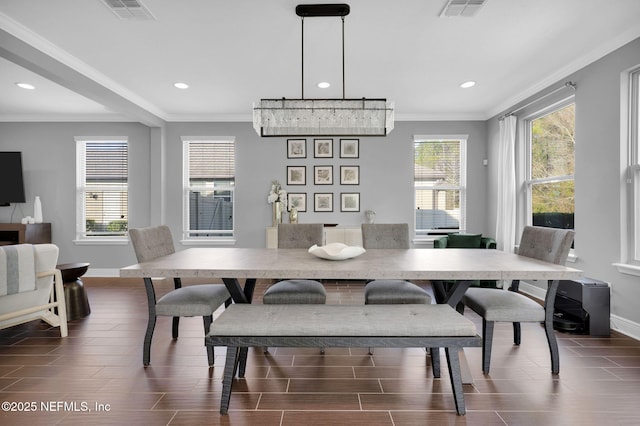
[289,206,298,224]
[365,210,376,224]
[34,196,43,223]
[272,201,283,226]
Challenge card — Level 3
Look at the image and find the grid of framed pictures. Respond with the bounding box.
[284,138,361,213]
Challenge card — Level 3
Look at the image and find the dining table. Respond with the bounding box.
[120,247,583,305]
[120,247,583,382]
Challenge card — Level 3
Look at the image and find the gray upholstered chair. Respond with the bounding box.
[462,226,575,374]
[361,224,438,374]
[361,223,431,305]
[129,225,231,366]
[263,223,327,353]
[262,224,327,305]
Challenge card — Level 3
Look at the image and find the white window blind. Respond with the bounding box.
[183,139,235,240]
[76,139,128,239]
[414,138,466,235]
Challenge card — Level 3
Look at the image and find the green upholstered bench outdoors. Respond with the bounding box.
[206,304,481,415]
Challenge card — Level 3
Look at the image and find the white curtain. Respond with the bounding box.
[495,115,517,252]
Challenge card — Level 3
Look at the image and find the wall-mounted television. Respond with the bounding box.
[0,152,27,206]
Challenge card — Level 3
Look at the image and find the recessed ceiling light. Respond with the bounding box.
[460,81,476,88]
[16,82,35,90]
[173,82,189,89]
[317,82,330,89]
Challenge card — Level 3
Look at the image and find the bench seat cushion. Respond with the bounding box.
[209,304,477,337]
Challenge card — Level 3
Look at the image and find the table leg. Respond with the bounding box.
[221,278,257,377]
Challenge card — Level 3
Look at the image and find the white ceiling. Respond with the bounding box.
[1,0,640,125]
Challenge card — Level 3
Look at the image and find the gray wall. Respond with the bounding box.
[0,120,487,266]
[0,122,151,267]
[486,37,640,326]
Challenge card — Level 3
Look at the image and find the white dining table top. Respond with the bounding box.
[120,247,583,281]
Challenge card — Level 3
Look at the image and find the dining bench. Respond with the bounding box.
[206,303,481,415]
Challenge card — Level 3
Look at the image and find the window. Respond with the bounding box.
[182,138,235,241]
[414,136,466,236]
[625,67,640,265]
[75,138,128,241]
[525,101,575,232]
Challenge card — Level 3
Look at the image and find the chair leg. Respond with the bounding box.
[430,347,441,378]
[203,315,214,366]
[482,319,495,374]
[143,313,156,366]
[220,346,239,415]
[513,322,521,345]
[172,317,180,339]
[544,318,560,374]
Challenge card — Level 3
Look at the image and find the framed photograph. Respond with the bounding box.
[341,192,360,212]
[340,138,359,158]
[287,139,306,158]
[314,193,333,212]
[340,165,360,185]
[287,192,307,212]
[287,166,306,185]
[314,165,333,185]
[314,138,333,158]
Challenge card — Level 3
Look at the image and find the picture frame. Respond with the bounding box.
[287,166,306,185]
[287,192,307,212]
[287,139,306,158]
[340,192,360,212]
[314,165,333,185]
[340,165,360,185]
[340,138,359,158]
[314,138,333,158]
[314,193,333,212]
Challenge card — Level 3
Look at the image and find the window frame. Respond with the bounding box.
[413,135,467,240]
[616,66,640,275]
[522,97,575,233]
[74,137,129,244]
[181,137,236,245]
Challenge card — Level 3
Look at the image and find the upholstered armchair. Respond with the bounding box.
[0,244,67,337]
[432,233,498,304]
[433,233,496,250]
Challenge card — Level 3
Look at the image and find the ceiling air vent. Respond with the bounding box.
[101,0,155,20]
[440,0,487,17]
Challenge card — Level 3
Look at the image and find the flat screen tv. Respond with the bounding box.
[0,152,27,206]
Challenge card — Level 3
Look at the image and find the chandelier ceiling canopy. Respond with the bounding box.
[253,4,394,137]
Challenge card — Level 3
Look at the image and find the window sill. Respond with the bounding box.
[613,263,640,277]
[73,238,129,245]
[180,238,236,246]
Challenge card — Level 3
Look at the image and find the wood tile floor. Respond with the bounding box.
[1,277,639,425]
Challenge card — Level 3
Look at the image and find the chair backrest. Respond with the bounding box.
[517,226,575,264]
[277,223,323,248]
[129,225,176,263]
[361,223,410,249]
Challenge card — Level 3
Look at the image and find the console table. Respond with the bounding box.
[0,223,51,245]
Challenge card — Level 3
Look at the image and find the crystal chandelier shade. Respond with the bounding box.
[253,98,394,137]
[252,4,394,137]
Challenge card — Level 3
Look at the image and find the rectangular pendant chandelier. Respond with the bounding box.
[252,4,395,138]
[253,98,394,137]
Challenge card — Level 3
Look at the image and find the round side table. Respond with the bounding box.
[56,262,91,320]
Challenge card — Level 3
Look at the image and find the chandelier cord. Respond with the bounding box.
[300,13,347,100]
[342,16,345,99]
